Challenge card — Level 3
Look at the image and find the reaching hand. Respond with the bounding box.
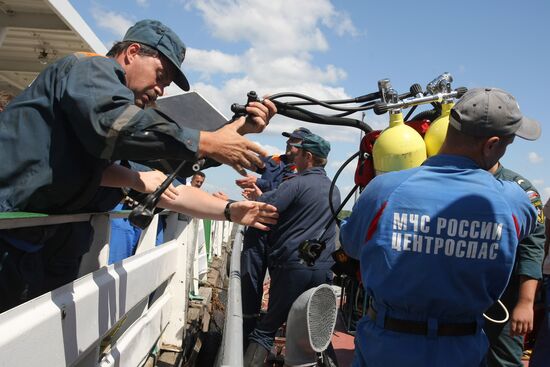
[242,183,262,201]
[235,98,277,135]
[229,201,278,231]
[199,122,267,176]
[235,174,258,189]
[133,170,178,201]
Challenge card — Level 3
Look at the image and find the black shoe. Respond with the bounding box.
[244,342,269,367]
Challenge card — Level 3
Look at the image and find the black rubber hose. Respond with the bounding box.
[283,91,381,106]
[328,150,360,219]
[409,106,442,123]
[404,105,418,121]
[274,101,373,133]
[317,184,359,243]
[269,92,372,112]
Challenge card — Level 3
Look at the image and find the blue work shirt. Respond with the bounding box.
[249,167,341,269]
[340,154,537,367]
[0,52,199,213]
[255,154,296,192]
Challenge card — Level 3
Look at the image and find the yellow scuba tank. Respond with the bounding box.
[372,111,427,175]
[424,102,453,157]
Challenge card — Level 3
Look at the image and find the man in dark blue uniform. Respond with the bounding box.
[340,88,541,367]
[242,133,341,366]
[0,19,276,312]
[239,127,309,343]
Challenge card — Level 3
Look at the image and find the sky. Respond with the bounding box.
[70,0,550,207]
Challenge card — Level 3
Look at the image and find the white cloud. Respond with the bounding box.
[533,179,544,187]
[330,157,358,174]
[136,0,149,7]
[322,9,361,37]
[167,0,364,143]
[252,143,283,156]
[91,8,134,38]
[188,0,357,55]
[528,152,543,164]
[185,48,243,77]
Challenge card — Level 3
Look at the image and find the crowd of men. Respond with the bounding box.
[0,18,548,367]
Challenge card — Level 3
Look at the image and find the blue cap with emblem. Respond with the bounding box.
[123,19,190,91]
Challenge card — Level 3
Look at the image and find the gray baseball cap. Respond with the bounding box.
[123,19,190,91]
[449,88,540,140]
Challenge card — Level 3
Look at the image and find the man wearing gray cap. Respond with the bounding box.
[0,19,276,312]
[340,88,541,367]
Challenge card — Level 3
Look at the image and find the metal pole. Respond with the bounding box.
[354,112,366,204]
[218,226,244,367]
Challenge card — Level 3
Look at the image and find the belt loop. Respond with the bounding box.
[427,318,438,339]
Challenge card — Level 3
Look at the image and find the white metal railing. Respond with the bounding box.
[218,226,244,367]
[0,210,234,366]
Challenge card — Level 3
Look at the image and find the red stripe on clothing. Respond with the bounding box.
[365,202,388,242]
[512,214,520,239]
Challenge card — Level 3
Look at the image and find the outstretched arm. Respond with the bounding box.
[100,164,178,201]
[157,185,278,231]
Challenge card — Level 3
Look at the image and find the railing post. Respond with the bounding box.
[196,219,208,283]
[161,215,193,348]
[78,213,111,276]
[218,226,244,367]
[182,217,199,298]
[135,214,160,254]
[211,220,224,258]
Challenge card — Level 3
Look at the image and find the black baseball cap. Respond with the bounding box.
[282,127,312,140]
[123,19,190,91]
[449,88,540,140]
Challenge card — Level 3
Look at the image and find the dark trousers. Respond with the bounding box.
[484,277,523,367]
[248,265,333,351]
[241,234,268,346]
[530,275,550,367]
[0,223,93,313]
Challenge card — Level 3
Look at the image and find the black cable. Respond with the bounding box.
[328,150,360,218]
[269,92,366,112]
[409,105,442,123]
[270,93,378,114]
[317,184,359,244]
[404,105,418,121]
[274,102,373,133]
[283,91,381,106]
